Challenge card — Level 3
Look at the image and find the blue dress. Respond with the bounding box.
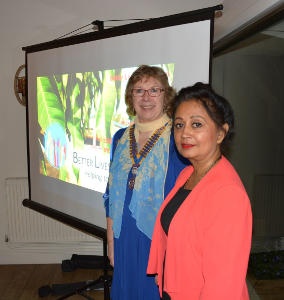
[104,128,188,300]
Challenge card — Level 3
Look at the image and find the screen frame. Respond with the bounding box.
[23,5,222,239]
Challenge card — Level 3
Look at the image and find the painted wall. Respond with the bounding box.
[213,53,284,195]
[212,52,284,249]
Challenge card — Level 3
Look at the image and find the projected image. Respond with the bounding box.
[37,64,174,193]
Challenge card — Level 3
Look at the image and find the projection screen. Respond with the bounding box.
[23,6,221,236]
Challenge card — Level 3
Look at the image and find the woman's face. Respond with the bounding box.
[173,99,226,163]
[132,76,165,123]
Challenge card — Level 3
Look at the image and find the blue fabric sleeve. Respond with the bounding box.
[103,128,126,217]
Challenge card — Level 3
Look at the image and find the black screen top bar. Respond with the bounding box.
[23,5,223,54]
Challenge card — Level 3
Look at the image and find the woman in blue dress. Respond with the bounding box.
[104,65,188,300]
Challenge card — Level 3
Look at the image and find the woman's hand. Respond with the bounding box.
[107,240,114,267]
[106,217,114,267]
[155,274,158,285]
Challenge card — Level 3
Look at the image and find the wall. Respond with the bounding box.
[212,52,284,251]
[213,53,284,195]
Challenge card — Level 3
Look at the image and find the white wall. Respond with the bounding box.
[213,54,284,197]
[0,0,282,264]
[212,52,284,250]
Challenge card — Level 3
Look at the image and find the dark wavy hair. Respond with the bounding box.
[172,82,235,153]
[125,65,176,117]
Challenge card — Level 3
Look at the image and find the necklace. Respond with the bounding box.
[128,123,168,190]
[185,156,221,189]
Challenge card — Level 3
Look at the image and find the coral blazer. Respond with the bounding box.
[147,156,252,300]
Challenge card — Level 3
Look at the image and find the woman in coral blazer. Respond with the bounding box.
[147,83,252,300]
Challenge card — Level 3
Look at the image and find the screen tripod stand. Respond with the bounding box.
[38,237,112,300]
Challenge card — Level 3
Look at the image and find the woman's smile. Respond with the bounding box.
[181,143,194,149]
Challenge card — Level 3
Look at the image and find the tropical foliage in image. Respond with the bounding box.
[37,69,123,183]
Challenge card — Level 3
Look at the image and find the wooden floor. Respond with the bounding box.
[0,264,283,300]
[0,264,109,300]
[247,271,284,300]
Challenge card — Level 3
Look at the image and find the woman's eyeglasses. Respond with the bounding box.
[132,87,165,97]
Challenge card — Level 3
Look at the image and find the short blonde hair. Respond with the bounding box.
[125,65,176,117]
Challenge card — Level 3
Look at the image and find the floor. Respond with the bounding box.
[0,264,107,300]
[247,271,284,300]
[0,264,283,299]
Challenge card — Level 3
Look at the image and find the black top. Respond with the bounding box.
[160,187,191,235]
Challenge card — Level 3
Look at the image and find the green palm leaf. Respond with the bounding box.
[37,77,65,132]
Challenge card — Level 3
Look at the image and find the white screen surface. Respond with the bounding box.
[26,18,212,229]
